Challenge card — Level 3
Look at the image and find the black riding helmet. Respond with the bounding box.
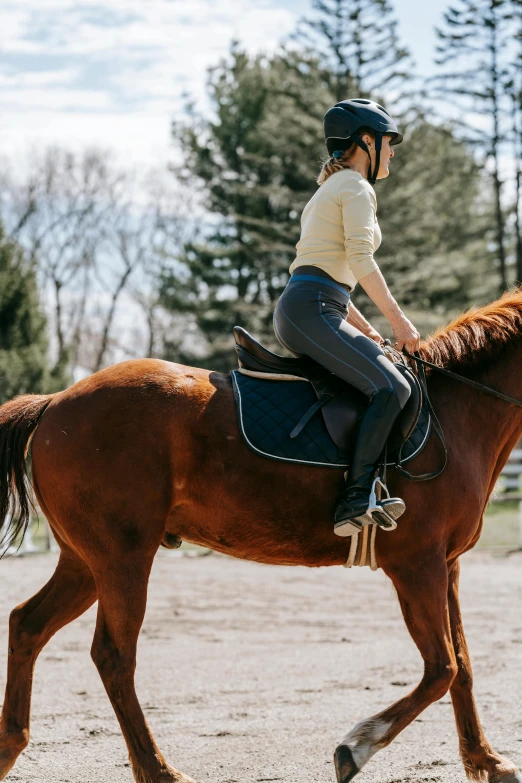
[324,98,403,186]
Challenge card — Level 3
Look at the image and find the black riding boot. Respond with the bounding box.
[334,388,406,537]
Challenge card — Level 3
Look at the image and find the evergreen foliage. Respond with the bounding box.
[0,225,60,403]
[164,46,328,368]
[507,0,522,281]
[431,0,513,292]
[292,0,413,100]
[375,114,497,313]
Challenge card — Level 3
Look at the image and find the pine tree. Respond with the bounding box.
[431,0,513,293]
[507,0,522,283]
[291,0,413,101]
[374,113,497,323]
[0,224,58,403]
[163,45,328,369]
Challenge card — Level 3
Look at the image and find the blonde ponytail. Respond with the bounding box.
[316,129,375,186]
[316,150,354,185]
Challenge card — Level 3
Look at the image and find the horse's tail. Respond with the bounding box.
[0,393,53,556]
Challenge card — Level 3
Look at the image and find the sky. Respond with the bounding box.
[0,0,453,171]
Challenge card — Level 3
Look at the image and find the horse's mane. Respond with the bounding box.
[419,285,522,375]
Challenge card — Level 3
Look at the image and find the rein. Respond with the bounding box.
[388,345,522,482]
[403,349,522,408]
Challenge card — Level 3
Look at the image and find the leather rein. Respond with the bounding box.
[404,349,522,408]
[383,343,522,482]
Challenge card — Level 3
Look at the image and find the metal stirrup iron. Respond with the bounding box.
[367,444,402,532]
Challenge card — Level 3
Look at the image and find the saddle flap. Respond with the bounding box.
[321,362,422,455]
[321,390,367,454]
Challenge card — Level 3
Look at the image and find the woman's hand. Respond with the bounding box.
[391,314,420,353]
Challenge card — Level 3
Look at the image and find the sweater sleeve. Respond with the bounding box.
[339,181,379,281]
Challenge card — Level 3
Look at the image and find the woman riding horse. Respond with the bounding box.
[273,99,421,536]
[2,100,521,783]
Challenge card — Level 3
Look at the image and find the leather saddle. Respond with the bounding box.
[233,326,423,456]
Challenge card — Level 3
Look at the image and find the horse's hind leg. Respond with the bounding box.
[0,546,96,780]
[90,553,194,783]
[334,554,458,783]
[448,559,521,783]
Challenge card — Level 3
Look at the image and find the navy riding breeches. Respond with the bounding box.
[273,265,411,409]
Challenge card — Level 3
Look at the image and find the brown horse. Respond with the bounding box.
[1,288,522,783]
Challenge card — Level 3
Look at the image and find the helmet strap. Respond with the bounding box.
[351,132,382,185]
[369,133,382,185]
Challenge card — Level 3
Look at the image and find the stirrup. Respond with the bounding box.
[333,476,404,537]
[367,476,404,531]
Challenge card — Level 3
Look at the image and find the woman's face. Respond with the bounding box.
[361,133,395,180]
[378,135,395,179]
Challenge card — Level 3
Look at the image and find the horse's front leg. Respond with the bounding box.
[334,554,458,783]
[448,559,521,783]
[90,552,195,783]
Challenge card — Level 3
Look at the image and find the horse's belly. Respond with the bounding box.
[166,495,349,568]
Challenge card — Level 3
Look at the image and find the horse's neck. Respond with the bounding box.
[428,345,522,468]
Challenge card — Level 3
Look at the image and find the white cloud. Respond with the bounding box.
[0,110,176,173]
[0,68,80,88]
[3,88,113,111]
[0,0,299,166]
[1,1,295,57]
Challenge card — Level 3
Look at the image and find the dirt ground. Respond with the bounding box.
[0,549,521,783]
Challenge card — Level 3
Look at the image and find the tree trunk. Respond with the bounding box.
[93,265,133,372]
[490,9,507,292]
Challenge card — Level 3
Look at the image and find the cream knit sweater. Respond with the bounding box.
[289,168,381,291]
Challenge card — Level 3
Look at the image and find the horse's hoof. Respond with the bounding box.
[334,744,359,783]
[491,773,522,783]
[0,732,28,781]
[163,767,196,783]
[0,752,18,781]
[133,763,196,783]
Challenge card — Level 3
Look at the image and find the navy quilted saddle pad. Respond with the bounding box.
[231,370,431,469]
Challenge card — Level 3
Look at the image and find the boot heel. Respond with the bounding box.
[333,517,364,537]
